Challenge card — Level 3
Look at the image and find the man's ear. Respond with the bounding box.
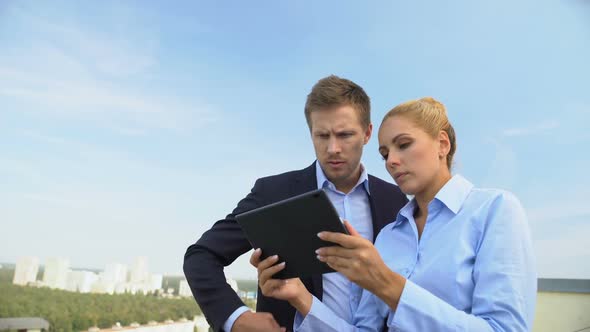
[364,123,373,145]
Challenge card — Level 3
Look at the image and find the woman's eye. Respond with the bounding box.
[399,142,411,149]
[380,154,388,161]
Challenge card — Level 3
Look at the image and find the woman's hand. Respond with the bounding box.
[317,221,405,303]
[250,249,313,315]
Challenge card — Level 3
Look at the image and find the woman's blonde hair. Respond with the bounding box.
[382,97,456,169]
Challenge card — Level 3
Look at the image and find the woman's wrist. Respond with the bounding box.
[373,268,406,311]
[289,289,313,316]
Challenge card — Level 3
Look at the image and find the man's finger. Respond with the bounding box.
[249,248,262,267]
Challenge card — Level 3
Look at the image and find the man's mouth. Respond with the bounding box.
[327,161,345,167]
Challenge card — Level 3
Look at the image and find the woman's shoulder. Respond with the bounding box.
[463,186,526,224]
[466,185,521,206]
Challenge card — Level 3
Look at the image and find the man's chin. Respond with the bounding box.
[325,171,350,184]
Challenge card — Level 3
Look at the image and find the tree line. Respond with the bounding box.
[0,269,201,332]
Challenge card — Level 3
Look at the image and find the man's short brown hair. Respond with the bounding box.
[304,75,371,130]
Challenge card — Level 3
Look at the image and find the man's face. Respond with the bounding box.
[309,105,372,193]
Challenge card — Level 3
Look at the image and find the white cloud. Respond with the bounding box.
[0,5,217,134]
[501,121,559,137]
[6,3,158,78]
[0,55,217,134]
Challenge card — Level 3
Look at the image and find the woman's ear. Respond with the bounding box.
[438,130,451,159]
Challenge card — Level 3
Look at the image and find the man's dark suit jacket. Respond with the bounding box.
[183,162,408,332]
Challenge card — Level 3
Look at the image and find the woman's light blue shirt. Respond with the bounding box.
[295,175,537,332]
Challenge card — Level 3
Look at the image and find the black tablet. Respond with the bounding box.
[235,189,349,279]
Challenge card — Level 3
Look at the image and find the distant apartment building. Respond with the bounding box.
[103,263,128,284]
[178,280,192,297]
[129,256,149,283]
[42,257,70,289]
[90,279,116,295]
[12,256,165,296]
[66,271,99,293]
[13,257,39,286]
[150,274,163,291]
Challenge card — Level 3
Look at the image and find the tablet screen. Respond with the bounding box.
[236,189,348,279]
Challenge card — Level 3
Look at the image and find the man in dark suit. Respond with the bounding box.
[184,75,407,332]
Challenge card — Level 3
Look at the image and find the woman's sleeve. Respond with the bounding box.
[294,291,388,332]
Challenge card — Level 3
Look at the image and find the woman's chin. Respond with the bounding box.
[398,184,416,196]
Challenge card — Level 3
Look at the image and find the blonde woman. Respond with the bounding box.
[253,97,537,332]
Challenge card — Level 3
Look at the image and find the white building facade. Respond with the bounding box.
[43,257,70,289]
[13,257,39,286]
[66,271,99,293]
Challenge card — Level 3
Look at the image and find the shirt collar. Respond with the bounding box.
[390,174,473,229]
[434,174,473,214]
[315,160,370,195]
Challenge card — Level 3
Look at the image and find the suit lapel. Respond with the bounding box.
[368,175,398,241]
[367,176,383,242]
[291,162,317,195]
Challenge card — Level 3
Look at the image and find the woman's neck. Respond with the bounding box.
[414,169,452,216]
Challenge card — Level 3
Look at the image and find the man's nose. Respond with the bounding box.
[327,137,341,154]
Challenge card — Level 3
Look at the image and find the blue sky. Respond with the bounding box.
[1,0,589,279]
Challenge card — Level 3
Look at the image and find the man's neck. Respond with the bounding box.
[333,165,363,194]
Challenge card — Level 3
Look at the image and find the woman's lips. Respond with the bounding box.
[394,172,408,181]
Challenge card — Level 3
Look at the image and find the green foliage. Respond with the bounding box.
[0,269,201,332]
[235,280,258,293]
[0,268,13,283]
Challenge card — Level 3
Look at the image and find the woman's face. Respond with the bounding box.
[378,115,449,196]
